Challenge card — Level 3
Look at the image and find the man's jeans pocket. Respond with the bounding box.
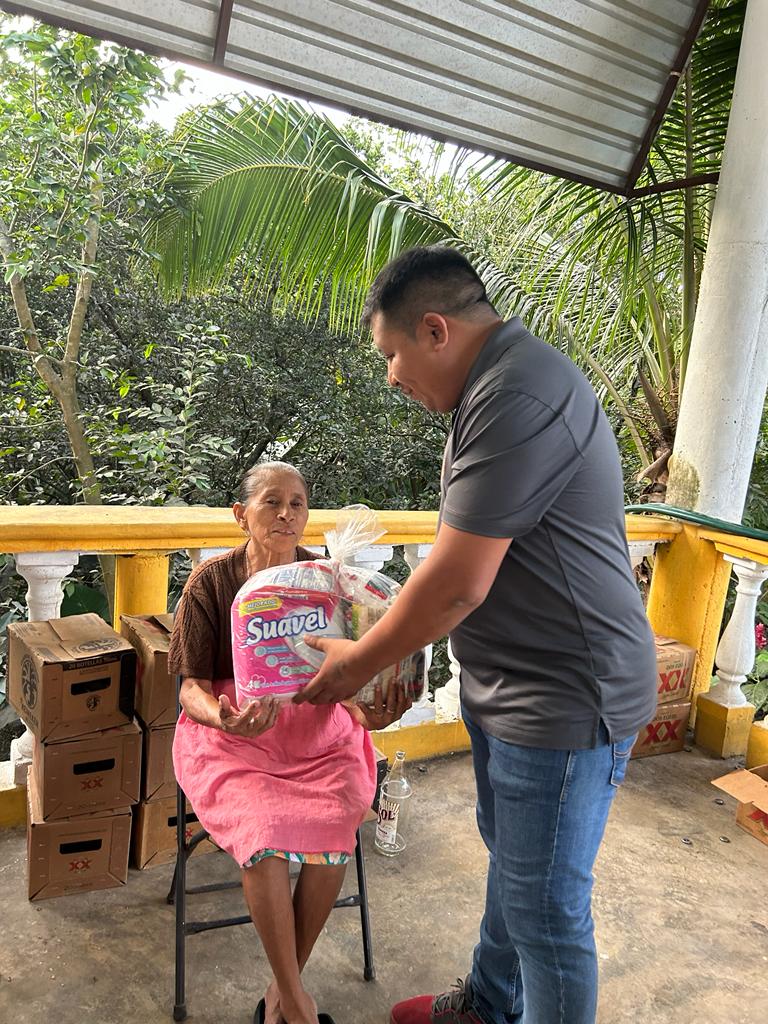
[610,734,637,787]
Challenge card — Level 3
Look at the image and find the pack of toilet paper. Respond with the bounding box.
[231,507,426,706]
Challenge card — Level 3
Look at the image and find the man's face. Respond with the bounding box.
[371,311,452,412]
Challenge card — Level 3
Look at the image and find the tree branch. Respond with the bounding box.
[0,215,64,400]
[63,176,103,379]
[0,342,73,369]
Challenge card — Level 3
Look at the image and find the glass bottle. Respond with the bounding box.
[374,750,412,856]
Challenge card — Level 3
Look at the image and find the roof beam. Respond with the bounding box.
[212,0,233,66]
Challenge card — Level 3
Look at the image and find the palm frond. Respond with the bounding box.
[149,96,458,333]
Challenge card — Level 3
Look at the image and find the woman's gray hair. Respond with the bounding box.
[237,461,309,504]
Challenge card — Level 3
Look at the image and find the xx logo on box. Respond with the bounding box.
[748,808,768,830]
[642,720,682,746]
[659,668,690,694]
[69,858,91,872]
[80,778,104,791]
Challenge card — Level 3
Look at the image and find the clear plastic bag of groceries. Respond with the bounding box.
[231,505,426,707]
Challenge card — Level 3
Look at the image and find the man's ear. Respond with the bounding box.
[420,312,449,351]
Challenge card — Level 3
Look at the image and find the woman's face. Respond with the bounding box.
[233,470,309,558]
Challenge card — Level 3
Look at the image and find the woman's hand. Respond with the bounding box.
[344,682,412,731]
[218,693,281,737]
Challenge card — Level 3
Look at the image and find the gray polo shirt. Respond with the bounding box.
[441,319,657,749]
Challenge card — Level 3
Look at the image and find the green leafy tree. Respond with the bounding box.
[0,21,182,608]
[0,21,177,509]
[148,1,744,501]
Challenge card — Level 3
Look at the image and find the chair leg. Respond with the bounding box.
[354,829,375,981]
[167,859,178,905]
[173,785,188,1021]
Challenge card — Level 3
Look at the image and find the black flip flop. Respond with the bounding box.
[254,998,335,1024]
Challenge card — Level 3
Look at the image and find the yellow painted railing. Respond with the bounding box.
[2,505,766,761]
[0,505,441,553]
[0,506,676,625]
[0,505,684,552]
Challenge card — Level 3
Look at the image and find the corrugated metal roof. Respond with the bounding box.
[0,0,709,193]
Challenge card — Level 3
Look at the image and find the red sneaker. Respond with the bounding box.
[390,977,484,1024]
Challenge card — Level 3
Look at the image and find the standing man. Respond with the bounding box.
[296,246,657,1024]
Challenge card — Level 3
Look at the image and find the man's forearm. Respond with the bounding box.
[345,558,481,683]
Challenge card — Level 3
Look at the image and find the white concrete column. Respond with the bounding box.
[708,557,768,707]
[666,0,768,520]
[435,639,462,723]
[11,551,79,785]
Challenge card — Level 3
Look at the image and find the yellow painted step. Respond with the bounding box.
[0,762,26,828]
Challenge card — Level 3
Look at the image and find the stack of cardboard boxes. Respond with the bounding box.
[632,634,697,758]
[7,614,141,901]
[121,614,216,868]
[7,609,426,898]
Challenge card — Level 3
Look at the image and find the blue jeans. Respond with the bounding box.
[463,709,635,1024]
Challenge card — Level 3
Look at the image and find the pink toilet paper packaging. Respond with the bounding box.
[231,507,426,707]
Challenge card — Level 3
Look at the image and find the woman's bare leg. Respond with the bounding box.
[241,858,318,1024]
[293,863,348,971]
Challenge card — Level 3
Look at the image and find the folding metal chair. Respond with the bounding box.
[166,675,376,1021]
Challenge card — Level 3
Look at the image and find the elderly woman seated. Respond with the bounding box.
[168,461,410,1024]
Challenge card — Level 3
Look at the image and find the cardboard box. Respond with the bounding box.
[654,635,696,705]
[33,720,142,821]
[632,700,691,758]
[142,724,176,803]
[712,764,768,848]
[8,614,136,742]
[132,796,217,869]
[26,768,130,901]
[120,613,177,728]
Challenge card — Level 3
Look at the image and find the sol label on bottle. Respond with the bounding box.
[376,797,400,845]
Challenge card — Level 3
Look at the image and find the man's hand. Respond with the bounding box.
[293,635,368,704]
[218,692,281,736]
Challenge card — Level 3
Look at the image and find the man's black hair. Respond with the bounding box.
[361,245,496,333]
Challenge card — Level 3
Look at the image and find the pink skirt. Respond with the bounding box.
[172,680,377,868]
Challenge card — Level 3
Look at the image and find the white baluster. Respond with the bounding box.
[187,547,230,569]
[628,540,658,571]
[353,544,394,573]
[710,557,768,707]
[435,639,462,723]
[399,544,436,726]
[10,551,79,785]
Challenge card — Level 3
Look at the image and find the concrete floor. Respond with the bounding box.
[0,746,767,1024]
